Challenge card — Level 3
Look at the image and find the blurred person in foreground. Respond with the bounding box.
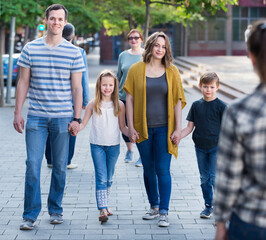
[214,20,266,240]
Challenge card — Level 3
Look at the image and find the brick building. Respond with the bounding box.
[188,0,266,56]
[100,0,266,63]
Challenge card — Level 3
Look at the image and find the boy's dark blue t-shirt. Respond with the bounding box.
[186,98,227,149]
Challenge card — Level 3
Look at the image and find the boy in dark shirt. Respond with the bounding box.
[181,72,226,218]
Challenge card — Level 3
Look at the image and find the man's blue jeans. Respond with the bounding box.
[136,126,172,214]
[228,212,266,240]
[195,146,217,207]
[24,115,71,221]
[46,134,76,165]
[90,144,120,210]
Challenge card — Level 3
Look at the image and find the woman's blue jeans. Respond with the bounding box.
[136,126,172,214]
[228,212,266,240]
[90,144,120,210]
[24,115,71,221]
[195,146,217,207]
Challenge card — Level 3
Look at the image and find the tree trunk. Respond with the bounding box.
[15,25,29,90]
[0,22,6,107]
[144,0,150,43]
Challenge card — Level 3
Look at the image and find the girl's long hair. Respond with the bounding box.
[94,70,120,116]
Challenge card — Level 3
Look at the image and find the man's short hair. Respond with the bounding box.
[63,23,75,41]
[45,4,68,20]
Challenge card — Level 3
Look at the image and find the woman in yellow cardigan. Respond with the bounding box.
[123,32,186,227]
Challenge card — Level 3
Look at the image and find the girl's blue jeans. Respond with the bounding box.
[195,146,217,207]
[136,126,172,215]
[90,143,120,210]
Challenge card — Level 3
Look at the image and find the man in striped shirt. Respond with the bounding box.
[13,4,85,230]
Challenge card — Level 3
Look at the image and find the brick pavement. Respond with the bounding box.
[0,48,220,240]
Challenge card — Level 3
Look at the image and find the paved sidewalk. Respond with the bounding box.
[2,48,260,240]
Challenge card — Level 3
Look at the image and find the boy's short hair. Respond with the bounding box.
[199,72,219,86]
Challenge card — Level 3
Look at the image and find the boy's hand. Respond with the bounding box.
[170,130,181,146]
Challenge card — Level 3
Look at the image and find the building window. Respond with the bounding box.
[232,6,266,42]
[189,17,226,42]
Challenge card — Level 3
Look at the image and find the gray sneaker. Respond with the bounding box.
[124,150,133,163]
[135,157,142,167]
[50,213,63,224]
[142,208,159,220]
[158,214,170,227]
[20,219,35,230]
[200,207,214,219]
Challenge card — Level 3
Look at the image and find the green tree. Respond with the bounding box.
[100,0,238,42]
[0,0,43,106]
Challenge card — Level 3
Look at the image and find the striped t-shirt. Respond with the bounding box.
[17,37,86,118]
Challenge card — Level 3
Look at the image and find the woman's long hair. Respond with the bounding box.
[94,70,120,117]
[142,32,173,68]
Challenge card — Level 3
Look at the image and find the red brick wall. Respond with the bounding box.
[189,50,226,56]
[99,28,113,64]
[239,0,266,6]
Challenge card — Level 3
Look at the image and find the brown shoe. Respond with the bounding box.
[107,208,113,216]
[99,209,108,222]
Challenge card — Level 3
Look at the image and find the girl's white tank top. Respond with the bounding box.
[89,101,120,146]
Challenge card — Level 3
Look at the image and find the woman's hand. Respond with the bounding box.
[170,129,181,146]
[129,127,139,143]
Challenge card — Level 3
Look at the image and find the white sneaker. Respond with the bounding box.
[158,214,170,227]
[67,163,78,169]
[142,208,159,220]
[20,219,35,230]
[135,157,142,167]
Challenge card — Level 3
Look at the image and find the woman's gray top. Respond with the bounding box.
[146,72,168,128]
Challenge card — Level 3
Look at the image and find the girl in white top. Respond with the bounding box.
[79,70,128,222]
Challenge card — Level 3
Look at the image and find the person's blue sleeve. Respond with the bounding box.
[80,48,89,107]
[117,53,122,81]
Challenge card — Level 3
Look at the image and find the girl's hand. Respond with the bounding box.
[170,130,181,147]
[129,127,139,143]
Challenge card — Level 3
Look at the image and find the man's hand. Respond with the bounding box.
[68,121,80,136]
[13,113,24,133]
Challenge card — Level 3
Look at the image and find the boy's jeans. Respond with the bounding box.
[136,126,172,214]
[90,144,120,210]
[23,115,71,221]
[195,146,218,207]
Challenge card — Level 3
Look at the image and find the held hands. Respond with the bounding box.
[170,129,181,147]
[68,121,80,136]
[129,127,139,143]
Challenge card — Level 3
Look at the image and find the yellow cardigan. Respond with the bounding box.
[123,61,186,158]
